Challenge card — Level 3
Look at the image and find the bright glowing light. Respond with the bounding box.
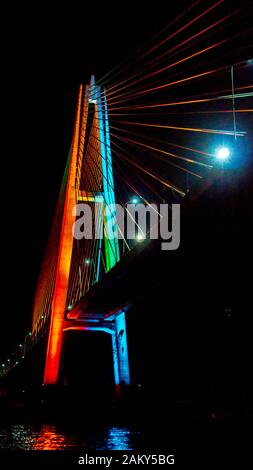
[136,233,145,242]
[85,258,90,265]
[216,147,230,161]
[44,86,83,385]
[131,197,139,204]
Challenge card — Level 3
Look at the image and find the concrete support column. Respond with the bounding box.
[114,312,130,392]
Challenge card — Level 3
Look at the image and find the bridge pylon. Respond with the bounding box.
[31,77,130,392]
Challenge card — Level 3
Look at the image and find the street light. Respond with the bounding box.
[136,233,145,242]
[122,197,141,255]
[216,147,230,161]
[131,196,139,204]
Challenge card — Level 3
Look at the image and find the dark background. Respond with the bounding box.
[0,0,252,367]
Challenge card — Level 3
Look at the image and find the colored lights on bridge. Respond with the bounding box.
[216,147,230,161]
[85,258,91,265]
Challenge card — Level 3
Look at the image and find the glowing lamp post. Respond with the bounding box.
[131,197,139,204]
[216,147,230,161]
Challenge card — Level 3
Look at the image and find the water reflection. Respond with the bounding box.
[0,424,36,450]
[0,423,140,450]
[98,427,134,450]
[33,424,77,450]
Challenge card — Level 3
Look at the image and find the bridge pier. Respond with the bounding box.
[63,309,130,396]
[114,312,130,393]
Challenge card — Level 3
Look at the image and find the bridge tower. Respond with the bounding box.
[32,77,130,392]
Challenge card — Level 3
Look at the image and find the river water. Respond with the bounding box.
[0,423,142,450]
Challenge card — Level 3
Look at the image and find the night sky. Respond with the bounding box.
[1,0,252,360]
